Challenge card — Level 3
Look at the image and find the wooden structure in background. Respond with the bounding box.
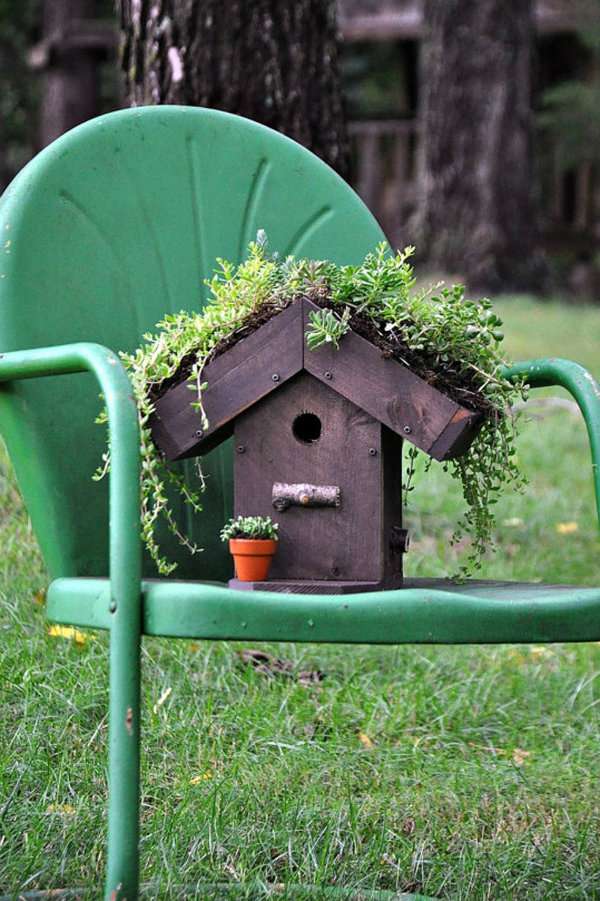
[340,0,599,252]
[337,0,597,40]
[150,297,482,593]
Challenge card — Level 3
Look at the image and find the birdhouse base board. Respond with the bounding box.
[228,578,392,595]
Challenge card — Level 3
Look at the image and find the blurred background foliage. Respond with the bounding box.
[540,22,600,172]
[0,0,40,185]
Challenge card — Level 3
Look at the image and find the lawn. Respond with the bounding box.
[2,296,600,899]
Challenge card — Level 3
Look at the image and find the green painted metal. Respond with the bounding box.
[0,343,142,900]
[48,577,600,645]
[502,357,600,529]
[0,105,385,582]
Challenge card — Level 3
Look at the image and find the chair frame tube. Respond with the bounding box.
[0,342,141,900]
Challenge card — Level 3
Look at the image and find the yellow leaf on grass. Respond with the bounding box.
[33,589,46,606]
[190,770,213,784]
[530,646,553,660]
[153,686,172,714]
[512,748,531,766]
[358,732,374,749]
[556,521,578,535]
[46,803,75,815]
[48,624,91,645]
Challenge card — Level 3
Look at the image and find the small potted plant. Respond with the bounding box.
[220,515,279,582]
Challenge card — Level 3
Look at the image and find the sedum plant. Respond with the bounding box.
[220,515,279,542]
[96,237,526,577]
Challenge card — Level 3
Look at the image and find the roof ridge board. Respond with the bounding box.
[301,297,481,459]
[151,299,304,460]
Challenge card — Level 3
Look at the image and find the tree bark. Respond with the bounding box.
[115,0,349,178]
[416,0,547,294]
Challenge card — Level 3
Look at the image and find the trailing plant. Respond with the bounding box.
[96,237,526,577]
[220,515,279,542]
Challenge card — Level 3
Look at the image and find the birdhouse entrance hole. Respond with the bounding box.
[293,412,321,444]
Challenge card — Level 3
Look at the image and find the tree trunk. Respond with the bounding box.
[416,0,547,294]
[39,0,100,147]
[115,0,349,178]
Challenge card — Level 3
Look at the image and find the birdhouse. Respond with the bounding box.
[150,297,483,593]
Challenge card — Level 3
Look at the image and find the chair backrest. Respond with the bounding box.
[0,106,385,580]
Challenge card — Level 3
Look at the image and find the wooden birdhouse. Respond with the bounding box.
[150,297,483,593]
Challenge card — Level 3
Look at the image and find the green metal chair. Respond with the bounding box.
[1,106,600,900]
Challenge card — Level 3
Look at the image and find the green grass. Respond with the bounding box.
[2,296,600,899]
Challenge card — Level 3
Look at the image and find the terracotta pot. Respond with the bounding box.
[229,538,278,581]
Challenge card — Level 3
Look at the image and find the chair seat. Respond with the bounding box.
[46,577,600,645]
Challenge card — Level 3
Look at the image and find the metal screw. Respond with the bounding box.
[236,444,246,454]
[324,371,333,380]
[271,373,280,382]
[403,425,412,434]
[195,429,204,438]
[368,447,377,456]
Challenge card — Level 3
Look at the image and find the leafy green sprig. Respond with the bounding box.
[220,515,279,542]
[305,307,351,350]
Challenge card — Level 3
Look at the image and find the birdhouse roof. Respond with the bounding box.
[150,296,482,461]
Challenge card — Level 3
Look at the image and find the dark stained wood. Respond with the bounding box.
[150,301,304,460]
[428,406,483,460]
[228,578,384,594]
[233,373,395,584]
[151,295,482,463]
[302,299,482,461]
[382,428,404,586]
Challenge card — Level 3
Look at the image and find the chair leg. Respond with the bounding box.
[104,615,141,899]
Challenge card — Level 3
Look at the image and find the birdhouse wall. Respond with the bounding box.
[233,373,403,586]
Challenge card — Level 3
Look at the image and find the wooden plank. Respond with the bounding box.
[228,578,383,595]
[428,406,483,460]
[302,298,481,460]
[151,293,482,463]
[234,374,385,583]
[150,301,304,460]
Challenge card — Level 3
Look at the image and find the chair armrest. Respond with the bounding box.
[0,342,141,619]
[502,357,600,531]
[0,342,143,893]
